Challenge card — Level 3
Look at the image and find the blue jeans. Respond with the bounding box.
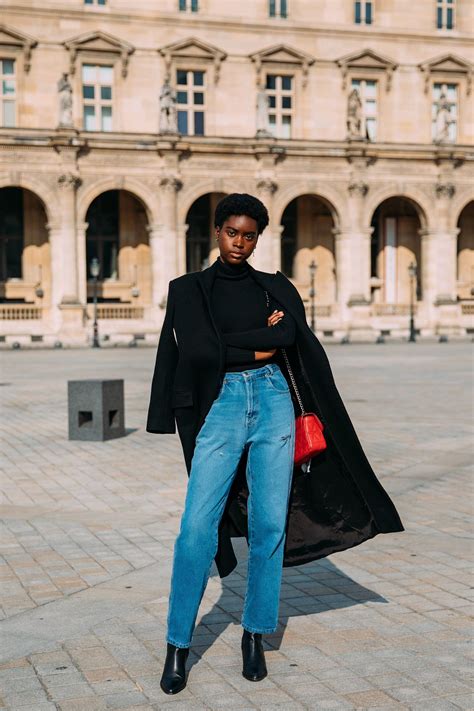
[166,362,296,648]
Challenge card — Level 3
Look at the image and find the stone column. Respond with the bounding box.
[56,173,81,303]
[148,175,182,323]
[421,182,461,334]
[334,229,353,327]
[254,178,279,273]
[49,173,85,340]
[76,221,88,307]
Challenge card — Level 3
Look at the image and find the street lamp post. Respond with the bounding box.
[408,261,417,343]
[90,257,100,348]
[309,259,317,333]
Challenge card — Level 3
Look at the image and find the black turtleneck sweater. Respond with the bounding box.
[210,256,296,372]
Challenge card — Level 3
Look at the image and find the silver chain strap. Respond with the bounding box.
[265,290,305,417]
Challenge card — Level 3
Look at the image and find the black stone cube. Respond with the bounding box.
[68,379,125,441]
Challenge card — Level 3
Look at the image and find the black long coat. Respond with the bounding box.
[146,258,404,578]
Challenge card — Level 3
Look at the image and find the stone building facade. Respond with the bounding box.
[0,0,473,345]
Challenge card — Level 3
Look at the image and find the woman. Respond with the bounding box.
[146,193,404,695]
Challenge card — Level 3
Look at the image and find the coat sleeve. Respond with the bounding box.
[221,293,296,350]
[225,345,256,364]
[146,281,178,434]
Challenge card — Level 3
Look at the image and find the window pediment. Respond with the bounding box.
[159,37,227,84]
[419,54,472,95]
[249,44,315,87]
[63,31,134,78]
[0,24,37,72]
[337,49,398,91]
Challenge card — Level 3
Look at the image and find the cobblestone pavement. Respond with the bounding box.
[0,343,472,711]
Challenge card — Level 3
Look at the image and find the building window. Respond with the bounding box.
[432,82,457,142]
[269,0,287,17]
[1,58,16,128]
[437,0,455,29]
[82,64,113,132]
[351,78,377,140]
[84,0,107,5]
[179,0,199,11]
[354,1,373,24]
[266,74,293,139]
[176,69,205,136]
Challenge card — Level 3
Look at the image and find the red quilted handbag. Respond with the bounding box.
[264,290,327,471]
[280,346,327,468]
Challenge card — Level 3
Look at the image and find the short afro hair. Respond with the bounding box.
[214,193,269,235]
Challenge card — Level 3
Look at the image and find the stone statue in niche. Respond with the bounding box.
[346,87,365,140]
[256,87,272,138]
[433,90,454,144]
[159,79,178,134]
[58,73,73,128]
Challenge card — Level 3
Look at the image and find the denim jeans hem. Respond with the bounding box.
[241,622,277,635]
[166,636,191,649]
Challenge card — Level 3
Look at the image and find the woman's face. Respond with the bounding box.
[215,214,259,265]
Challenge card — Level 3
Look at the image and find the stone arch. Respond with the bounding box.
[77,177,157,225]
[274,185,344,230]
[177,179,252,226]
[0,176,54,225]
[276,191,341,309]
[0,184,51,306]
[452,192,474,232]
[456,199,474,302]
[363,185,430,231]
[369,195,425,306]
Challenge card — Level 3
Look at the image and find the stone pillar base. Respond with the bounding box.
[58,303,87,344]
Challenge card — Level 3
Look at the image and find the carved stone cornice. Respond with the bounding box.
[159,37,227,84]
[419,53,472,95]
[249,44,315,88]
[63,31,134,78]
[336,48,398,92]
[0,24,37,73]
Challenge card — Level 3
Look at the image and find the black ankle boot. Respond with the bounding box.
[241,629,267,682]
[160,642,189,694]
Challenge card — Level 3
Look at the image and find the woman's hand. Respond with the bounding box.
[267,309,284,327]
[255,311,284,360]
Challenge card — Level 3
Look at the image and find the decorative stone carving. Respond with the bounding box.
[346,88,365,140]
[433,91,454,144]
[435,182,456,198]
[159,175,183,192]
[57,73,73,128]
[256,178,278,194]
[57,173,81,190]
[159,79,178,134]
[348,181,369,197]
